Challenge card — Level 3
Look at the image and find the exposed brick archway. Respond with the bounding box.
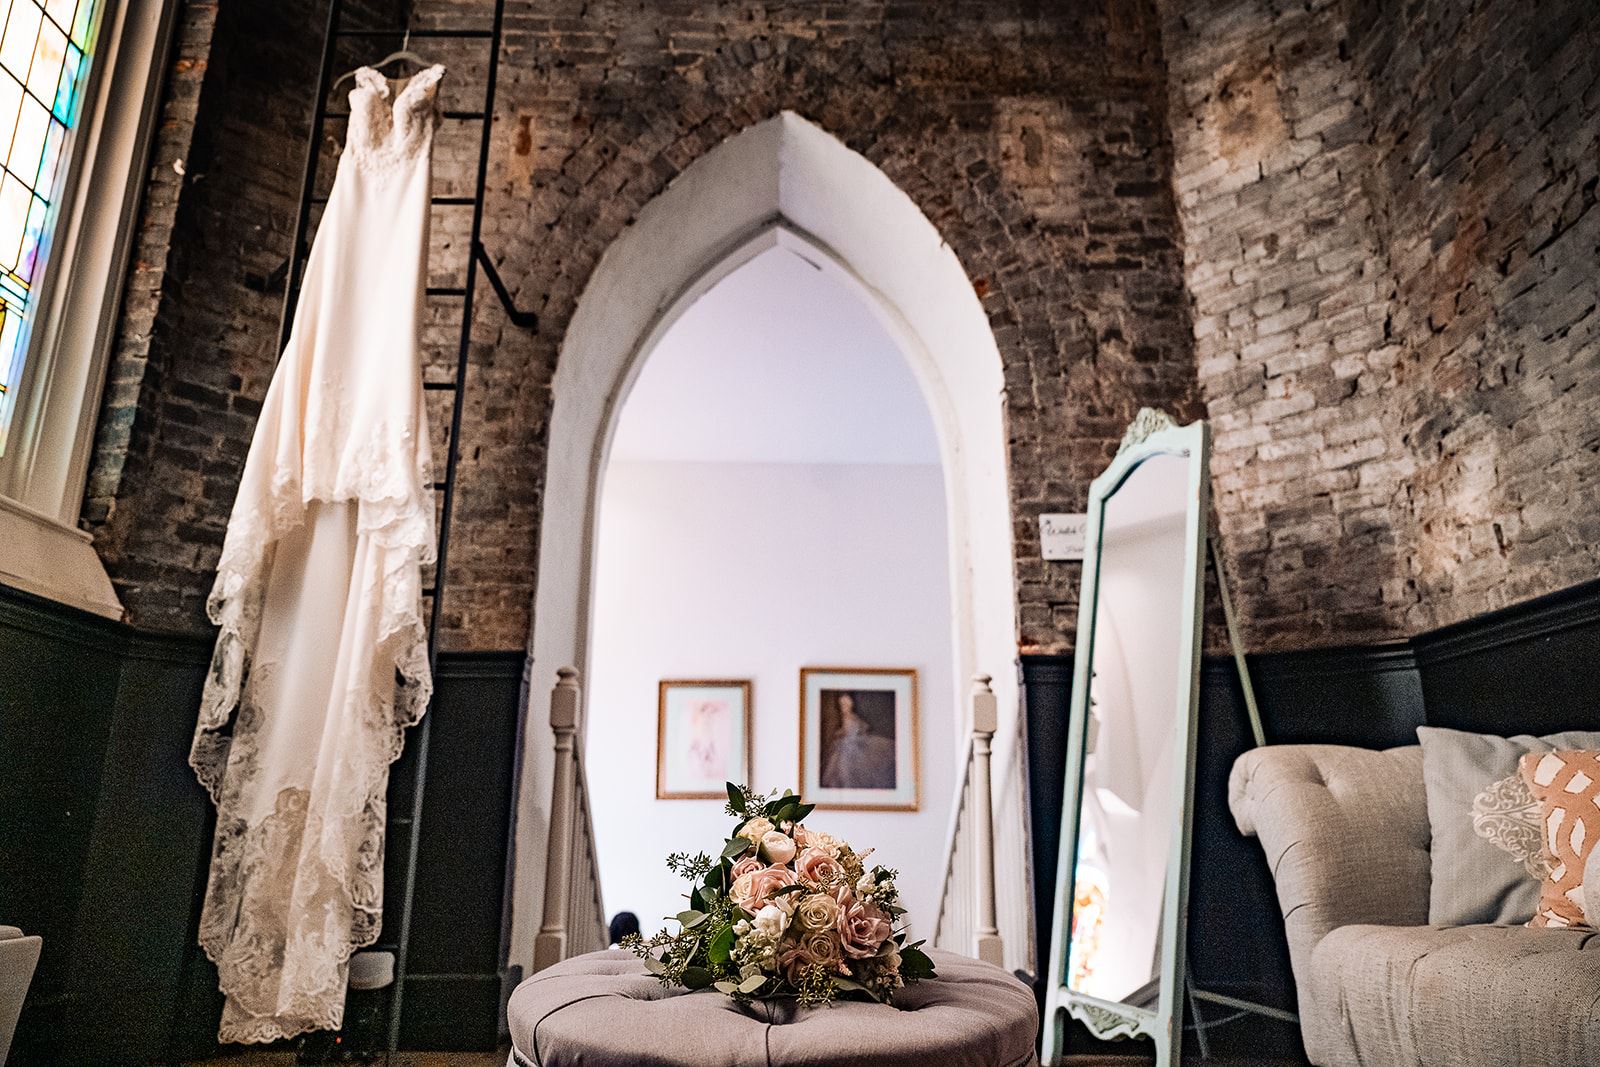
[426,11,1197,660]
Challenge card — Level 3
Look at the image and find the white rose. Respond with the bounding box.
[753,903,789,940]
[739,816,775,842]
[760,829,797,865]
[801,828,844,858]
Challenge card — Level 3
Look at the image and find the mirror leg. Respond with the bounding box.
[1185,964,1211,1061]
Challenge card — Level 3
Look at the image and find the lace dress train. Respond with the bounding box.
[191,65,444,1044]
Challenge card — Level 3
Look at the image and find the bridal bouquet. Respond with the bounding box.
[626,784,936,1006]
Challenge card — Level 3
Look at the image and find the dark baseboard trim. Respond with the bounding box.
[1413,576,1600,665]
[1019,654,1074,686]
[1245,641,1417,678]
[0,581,129,650]
[434,649,527,679]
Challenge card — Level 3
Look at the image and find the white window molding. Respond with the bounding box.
[0,0,178,619]
[0,491,121,616]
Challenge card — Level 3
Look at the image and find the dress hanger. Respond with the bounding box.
[331,30,437,91]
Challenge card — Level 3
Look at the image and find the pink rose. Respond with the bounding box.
[835,891,892,959]
[731,864,797,913]
[795,847,844,886]
[730,855,764,882]
[781,927,843,982]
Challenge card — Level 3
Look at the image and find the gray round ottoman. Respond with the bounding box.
[507,948,1038,1067]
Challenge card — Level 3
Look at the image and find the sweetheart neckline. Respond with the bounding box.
[350,63,446,103]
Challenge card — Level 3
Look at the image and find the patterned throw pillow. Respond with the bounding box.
[1471,769,1552,880]
[1522,749,1600,929]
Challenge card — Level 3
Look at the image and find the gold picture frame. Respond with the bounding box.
[798,667,920,812]
[656,679,753,800]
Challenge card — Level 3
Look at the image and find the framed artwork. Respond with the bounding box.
[657,680,752,800]
[799,667,919,811]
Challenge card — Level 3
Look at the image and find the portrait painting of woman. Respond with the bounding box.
[800,668,919,811]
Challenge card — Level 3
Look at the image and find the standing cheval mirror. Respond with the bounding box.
[1041,409,1210,1066]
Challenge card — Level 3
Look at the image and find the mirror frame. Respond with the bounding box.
[1040,409,1211,1067]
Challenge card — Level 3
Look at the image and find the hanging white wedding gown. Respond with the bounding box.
[190,64,445,1044]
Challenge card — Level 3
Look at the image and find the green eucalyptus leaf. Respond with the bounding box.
[768,796,801,821]
[703,864,725,892]
[727,783,745,813]
[831,975,882,1001]
[714,980,739,994]
[708,925,735,965]
[722,836,753,861]
[682,966,714,990]
[794,803,815,821]
[738,973,768,994]
[676,909,707,929]
[643,955,667,976]
[899,944,937,980]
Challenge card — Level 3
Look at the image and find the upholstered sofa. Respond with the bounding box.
[0,925,42,1065]
[1230,744,1600,1066]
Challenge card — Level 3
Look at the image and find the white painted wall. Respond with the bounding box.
[588,460,955,934]
[611,247,940,466]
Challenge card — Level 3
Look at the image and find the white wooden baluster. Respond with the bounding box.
[970,673,1005,967]
[533,666,581,972]
[567,753,609,955]
[932,748,973,953]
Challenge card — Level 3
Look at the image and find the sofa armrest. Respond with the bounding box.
[1228,745,1431,992]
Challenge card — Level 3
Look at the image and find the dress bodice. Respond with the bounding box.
[347,64,445,172]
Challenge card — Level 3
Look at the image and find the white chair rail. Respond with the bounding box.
[532,667,609,971]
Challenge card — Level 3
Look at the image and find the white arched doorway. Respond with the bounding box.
[509,112,1024,973]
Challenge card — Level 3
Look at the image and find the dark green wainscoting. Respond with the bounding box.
[0,583,524,1065]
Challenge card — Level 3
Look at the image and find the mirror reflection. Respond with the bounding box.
[1067,451,1192,1006]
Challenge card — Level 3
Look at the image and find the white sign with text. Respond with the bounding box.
[1039,513,1088,561]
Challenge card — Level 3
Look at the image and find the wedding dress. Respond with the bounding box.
[190,64,444,1044]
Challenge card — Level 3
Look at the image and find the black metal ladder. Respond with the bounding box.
[278,0,532,1050]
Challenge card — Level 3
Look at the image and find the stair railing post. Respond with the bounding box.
[533,667,580,972]
[970,673,1004,967]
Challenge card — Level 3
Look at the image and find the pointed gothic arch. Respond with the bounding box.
[508,111,1026,972]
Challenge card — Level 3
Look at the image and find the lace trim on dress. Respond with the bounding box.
[193,436,434,1043]
[194,426,436,795]
[200,777,388,1043]
[347,64,445,177]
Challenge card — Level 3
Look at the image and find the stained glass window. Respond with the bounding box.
[0,0,99,455]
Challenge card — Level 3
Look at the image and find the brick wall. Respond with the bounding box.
[82,0,406,632]
[85,0,1198,653]
[1164,0,1600,650]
